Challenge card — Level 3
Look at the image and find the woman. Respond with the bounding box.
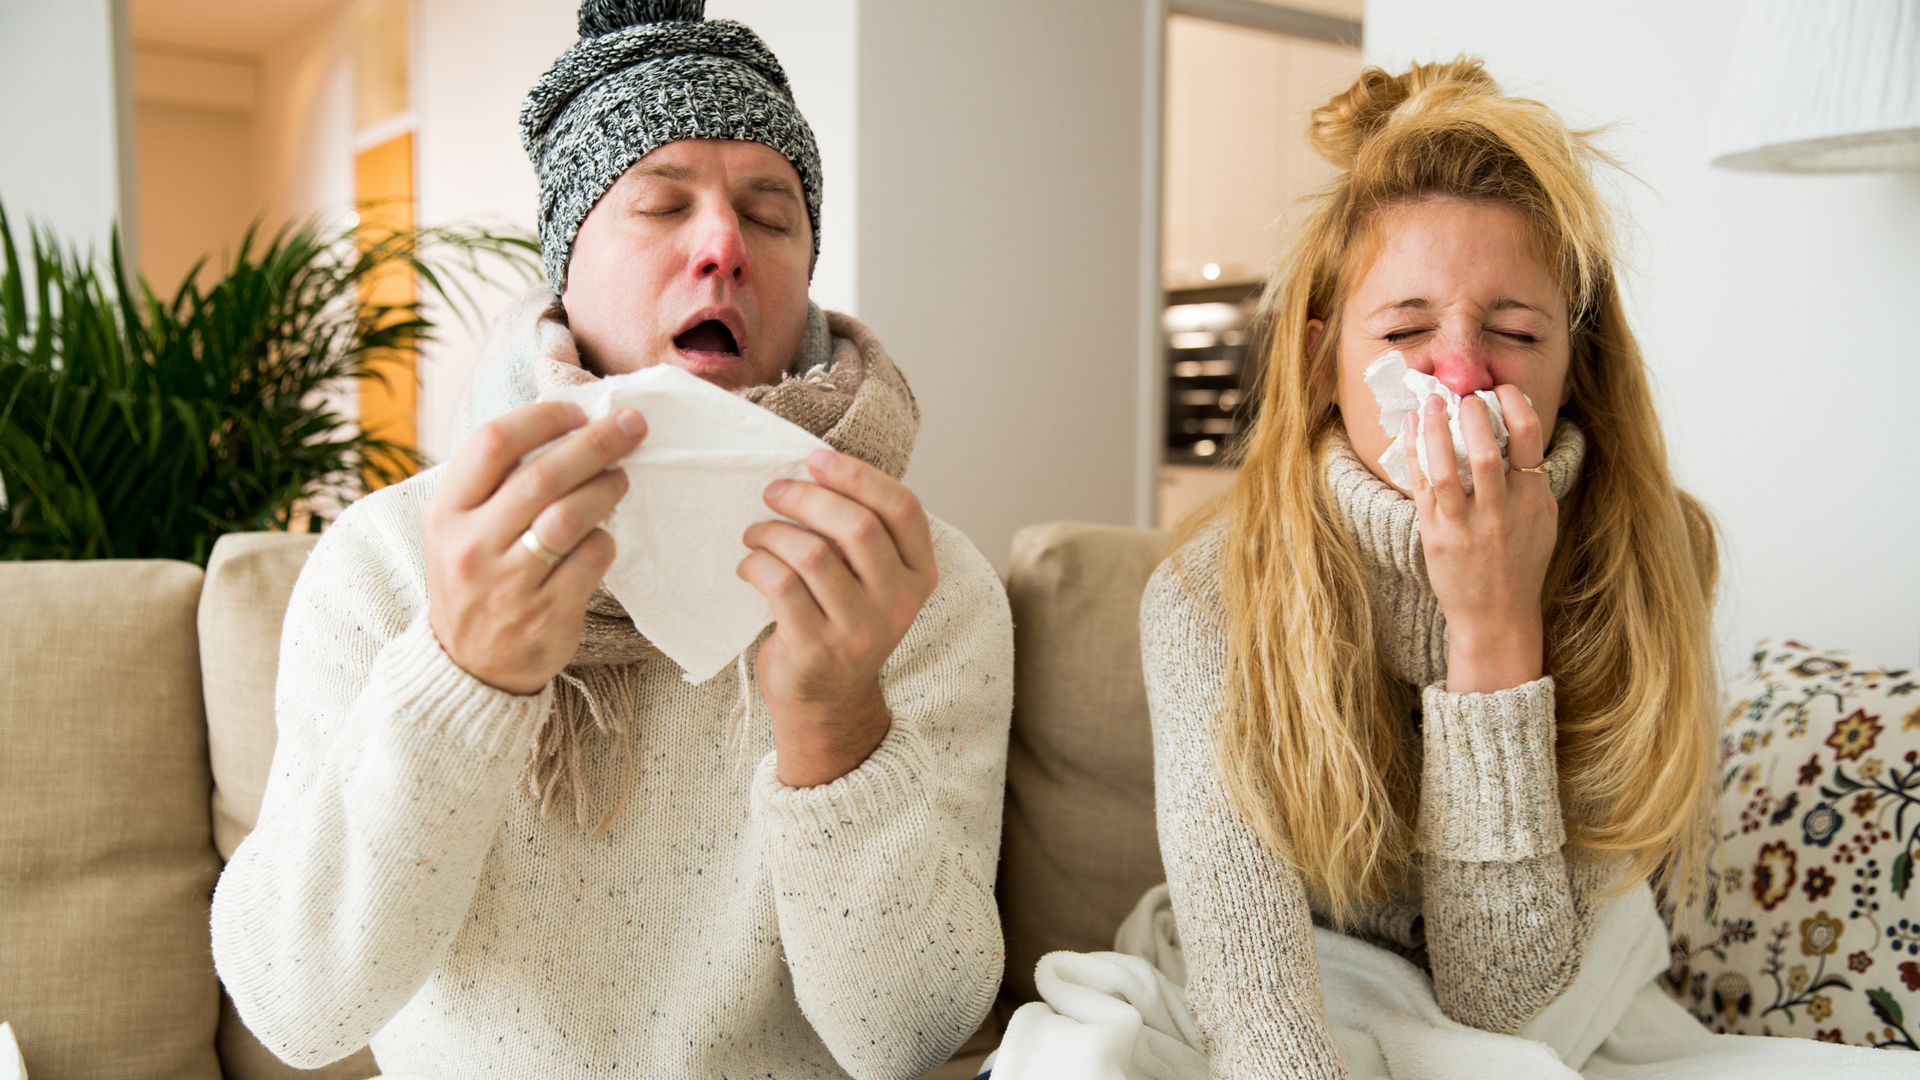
[1142,58,1719,1076]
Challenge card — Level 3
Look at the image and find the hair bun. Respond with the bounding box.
[578,0,705,38]
[1309,58,1499,170]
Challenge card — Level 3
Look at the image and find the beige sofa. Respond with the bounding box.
[0,522,1171,1080]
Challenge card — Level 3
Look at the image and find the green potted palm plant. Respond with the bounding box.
[0,206,536,564]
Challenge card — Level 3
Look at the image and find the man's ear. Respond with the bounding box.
[1305,318,1324,357]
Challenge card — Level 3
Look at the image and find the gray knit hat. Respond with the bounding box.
[520,0,823,291]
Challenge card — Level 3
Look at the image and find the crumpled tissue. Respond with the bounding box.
[537,364,830,684]
[1363,350,1512,494]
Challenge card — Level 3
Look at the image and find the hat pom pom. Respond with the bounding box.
[578,0,704,37]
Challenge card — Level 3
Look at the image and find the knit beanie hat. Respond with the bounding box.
[519,0,823,291]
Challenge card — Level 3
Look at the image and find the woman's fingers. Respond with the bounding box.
[524,467,629,567]
[439,402,588,511]
[482,408,647,541]
[1458,396,1508,498]
[1420,396,1468,517]
[1495,384,1546,469]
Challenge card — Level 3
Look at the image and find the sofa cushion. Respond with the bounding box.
[199,532,379,1080]
[0,560,222,1080]
[1664,640,1920,1051]
[998,522,1170,1006]
[200,531,321,860]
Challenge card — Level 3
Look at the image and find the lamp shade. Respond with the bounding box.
[1708,0,1920,172]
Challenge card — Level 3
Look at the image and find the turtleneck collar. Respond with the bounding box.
[1322,420,1588,687]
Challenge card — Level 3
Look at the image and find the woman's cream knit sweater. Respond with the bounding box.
[209,468,1014,1079]
[1142,426,1610,1079]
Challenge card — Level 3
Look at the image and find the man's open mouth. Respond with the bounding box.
[674,320,740,356]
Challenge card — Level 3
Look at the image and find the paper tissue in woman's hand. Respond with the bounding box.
[538,365,831,683]
[1363,351,1510,494]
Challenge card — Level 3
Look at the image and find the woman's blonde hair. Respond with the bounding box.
[1180,58,1720,923]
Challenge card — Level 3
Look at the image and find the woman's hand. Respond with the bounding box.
[1405,389,1557,694]
[738,449,939,788]
[425,402,647,695]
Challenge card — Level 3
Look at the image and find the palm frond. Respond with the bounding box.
[0,203,538,564]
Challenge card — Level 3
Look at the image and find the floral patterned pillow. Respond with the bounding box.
[1661,639,1920,1051]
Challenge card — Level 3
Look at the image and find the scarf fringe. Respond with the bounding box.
[525,661,643,836]
[524,647,759,833]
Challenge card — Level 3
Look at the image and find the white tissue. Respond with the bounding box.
[537,364,831,683]
[0,1022,24,1080]
[1363,351,1512,494]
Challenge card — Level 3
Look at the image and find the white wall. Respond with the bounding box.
[412,0,576,460]
[0,0,136,258]
[858,0,1156,569]
[254,9,353,237]
[1366,0,1920,670]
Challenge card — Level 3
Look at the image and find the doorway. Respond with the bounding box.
[1155,1,1363,528]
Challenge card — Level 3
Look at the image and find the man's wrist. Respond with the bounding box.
[769,679,892,788]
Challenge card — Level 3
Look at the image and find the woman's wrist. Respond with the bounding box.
[1444,614,1545,694]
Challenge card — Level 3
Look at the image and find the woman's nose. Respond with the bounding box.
[690,209,750,285]
[1424,339,1495,397]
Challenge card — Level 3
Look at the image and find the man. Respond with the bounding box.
[210,3,1013,1077]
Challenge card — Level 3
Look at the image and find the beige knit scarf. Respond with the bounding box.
[454,286,919,831]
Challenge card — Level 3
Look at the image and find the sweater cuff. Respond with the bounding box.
[368,616,553,761]
[751,723,936,844]
[1419,677,1565,863]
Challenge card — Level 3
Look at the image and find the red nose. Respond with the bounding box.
[1430,352,1494,397]
[690,209,750,285]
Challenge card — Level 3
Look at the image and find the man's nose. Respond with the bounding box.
[691,209,750,285]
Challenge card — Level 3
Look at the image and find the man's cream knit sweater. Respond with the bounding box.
[210,468,1014,1079]
[1143,426,1610,1079]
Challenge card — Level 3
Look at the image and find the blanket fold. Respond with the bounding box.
[989,882,1906,1079]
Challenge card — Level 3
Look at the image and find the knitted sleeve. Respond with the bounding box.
[209,470,553,1067]
[1417,679,1607,1033]
[749,517,1013,1080]
[1141,543,1349,1080]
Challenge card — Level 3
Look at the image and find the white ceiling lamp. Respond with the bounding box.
[1709,0,1920,173]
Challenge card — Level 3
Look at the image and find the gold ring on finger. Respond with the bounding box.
[518,527,565,568]
[1511,462,1550,475]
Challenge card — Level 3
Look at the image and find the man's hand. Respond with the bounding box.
[738,449,939,788]
[425,402,647,695]
[1405,388,1558,695]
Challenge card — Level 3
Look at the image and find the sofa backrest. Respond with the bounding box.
[997,522,1170,1006]
[200,532,321,861]
[197,532,377,1080]
[0,560,224,1080]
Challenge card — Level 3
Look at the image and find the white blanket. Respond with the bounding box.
[987,884,1907,1079]
[0,1023,23,1080]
